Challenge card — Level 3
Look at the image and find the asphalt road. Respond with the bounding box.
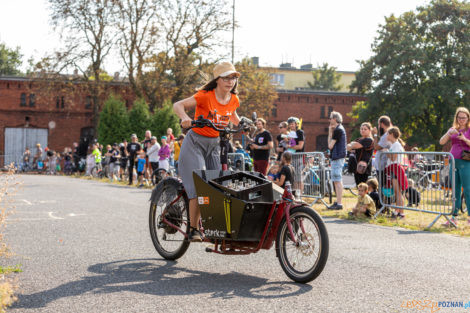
[5,175,470,313]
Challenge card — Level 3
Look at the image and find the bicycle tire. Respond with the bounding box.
[276,206,329,283]
[149,178,190,260]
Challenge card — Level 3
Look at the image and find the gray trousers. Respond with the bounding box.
[179,130,220,199]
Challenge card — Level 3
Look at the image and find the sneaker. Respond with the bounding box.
[442,217,457,227]
[328,203,343,210]
[188,228,203,242]
[138,184,144,188]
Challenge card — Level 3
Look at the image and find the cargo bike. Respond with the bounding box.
[149,116,329,283]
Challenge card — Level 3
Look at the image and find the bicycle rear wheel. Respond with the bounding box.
[149,178,190,260]
[277,206,329,283]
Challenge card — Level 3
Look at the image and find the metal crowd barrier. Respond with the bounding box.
[376,151,456,228]
[291,152,330,206]
[228,153,247,172]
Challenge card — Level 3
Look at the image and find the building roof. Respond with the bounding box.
[276,89,364,97]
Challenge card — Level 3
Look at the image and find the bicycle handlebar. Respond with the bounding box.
[189,115,252,134]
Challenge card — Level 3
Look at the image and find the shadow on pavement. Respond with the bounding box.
[13,258,312,309]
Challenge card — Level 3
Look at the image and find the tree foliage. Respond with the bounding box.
[98,94,130,146]
[350,0,470,148]
[151,100,181,138]
[235,58,277,119]
[128,97,151,139]
[0,43,22,76]
[307,63,342,91]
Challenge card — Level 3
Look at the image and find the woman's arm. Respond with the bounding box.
[440,128,457,145]
[274,174,286,187]
[173,96,197,128]
[230,110,241,126]
[347,141,363,151]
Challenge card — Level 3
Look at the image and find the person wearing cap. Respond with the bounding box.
[127,134,141,185]
[158,136,171,171]
[173,61,242,242]
[147,136,160,173]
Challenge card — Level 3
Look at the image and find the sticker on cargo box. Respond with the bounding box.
[198,196,210,205]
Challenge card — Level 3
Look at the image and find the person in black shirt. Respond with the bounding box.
[274,151,294,189]
[346,122,374,185]
[119,139,128,180]
[250,118,273,175]
[328,111,347,210]
[276,121,289,161]
[127,134,141,185]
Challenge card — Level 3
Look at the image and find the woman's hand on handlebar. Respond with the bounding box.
[181,118,192,129]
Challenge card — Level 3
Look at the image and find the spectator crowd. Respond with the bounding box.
[16,107,470,226]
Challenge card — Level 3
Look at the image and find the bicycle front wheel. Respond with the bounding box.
[277,206,329,283]
[149,178,190,260]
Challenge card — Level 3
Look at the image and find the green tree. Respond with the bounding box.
[307,63,342,91]
[235,58,277,119]
[0,43,22,76]
[128,98,151,139]
[350,0,470,148]
[97,94,130,146]
[150,100,181,138]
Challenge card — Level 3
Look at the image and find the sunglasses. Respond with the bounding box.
[220,76,238,82]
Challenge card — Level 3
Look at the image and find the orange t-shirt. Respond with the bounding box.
[192,90,240,138]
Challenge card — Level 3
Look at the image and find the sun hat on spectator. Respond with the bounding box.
[131,134,137,138]
[151,136,156,140]
[213,62,241,78]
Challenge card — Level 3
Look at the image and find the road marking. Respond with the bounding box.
[22,199,32,205]
[48,212,64,220]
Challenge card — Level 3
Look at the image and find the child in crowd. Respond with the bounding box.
[274,151,294,189]
[267,162,280,181]
[405,179,421,207]
[366,178,382,214]
[136,151,146,187]
[350,182,376,217]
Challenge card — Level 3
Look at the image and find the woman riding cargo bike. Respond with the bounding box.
[148,62,329,283]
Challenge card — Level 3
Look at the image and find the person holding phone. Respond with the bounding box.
[439,107,470,226]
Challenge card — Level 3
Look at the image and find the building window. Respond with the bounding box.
[271,103,277,118]
[20,93,26,106]
[18,83,21,89]
[7,83,9,89]
[269,73,285,86]
[320,106,326,118]
[315,98,319,103]
[56,97,60,109]
[29,93,35,107]
[328,106,333,116]
[61,96,65,108]
[85,96,93,109]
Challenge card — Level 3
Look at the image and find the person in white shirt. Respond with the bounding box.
[146,136,161,174]
[386,126,407,217]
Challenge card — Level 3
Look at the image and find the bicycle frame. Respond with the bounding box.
[158,182,305,255]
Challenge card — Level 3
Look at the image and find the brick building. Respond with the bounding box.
[0,76,134,164]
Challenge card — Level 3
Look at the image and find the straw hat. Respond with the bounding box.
[213,62,241,78]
